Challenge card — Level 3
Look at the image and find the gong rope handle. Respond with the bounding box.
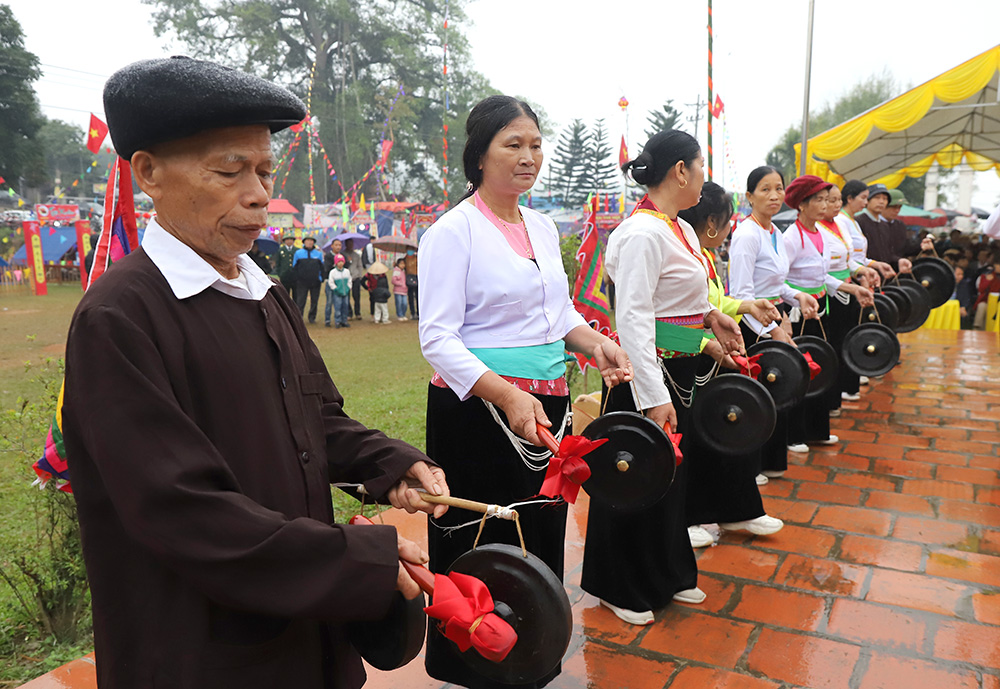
[416,491,519,521]
[535,424,561,455]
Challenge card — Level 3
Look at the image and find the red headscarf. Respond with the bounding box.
[785,175,832,211]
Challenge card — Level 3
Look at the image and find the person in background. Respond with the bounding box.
[973,256,1000,329]
[857,184,913,274]
[360,232,377,319]
[323,238,344,327]
[346,238,365,320]
[326,253,352,328]
[293,236,324,323]
[366,261,391,324]
[276,233,297,299]
[838,180,896,283]
[404,248,419,319]
[247,239,272,275]
[391,257,408,321]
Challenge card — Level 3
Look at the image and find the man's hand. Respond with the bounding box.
[387,461,450,519]
[920,236,936,253]
[396,535,429,600]
[591,339,634,388]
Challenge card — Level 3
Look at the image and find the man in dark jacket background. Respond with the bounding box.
[294,235,324,323]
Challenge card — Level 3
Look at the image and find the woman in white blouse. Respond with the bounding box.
[782,175,873,446]
[729,167,820,473]
[838,180,896,281]
[819,185,879,404]
[418,95,631,689]
[581,130,744,626]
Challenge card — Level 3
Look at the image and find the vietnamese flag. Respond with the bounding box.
[86,114,109,154]
[618,136,629,169]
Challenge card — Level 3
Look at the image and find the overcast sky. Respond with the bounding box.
[10,0,1000,207]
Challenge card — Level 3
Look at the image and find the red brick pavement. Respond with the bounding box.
[20,330,1000,689]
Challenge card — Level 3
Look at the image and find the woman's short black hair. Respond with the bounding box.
[677,181,733,233]
[747,166,784,193]
[842,179,868,203]
[462,95,540,199]
[622,129,700,187]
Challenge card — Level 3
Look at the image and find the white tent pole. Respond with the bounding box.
[799,0,816,177]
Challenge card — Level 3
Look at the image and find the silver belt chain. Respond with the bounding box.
[482,399,570,471]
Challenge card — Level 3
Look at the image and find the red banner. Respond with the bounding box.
[86,114,109,154]
[35,204,80,224]
[23,221,47,296]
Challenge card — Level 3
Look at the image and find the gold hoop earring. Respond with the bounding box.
[707,227,719,239]
[679,178,688,189]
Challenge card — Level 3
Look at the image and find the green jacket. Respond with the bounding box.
[276,244,296,279]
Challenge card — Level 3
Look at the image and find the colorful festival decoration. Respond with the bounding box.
[442,0,450,207]
[86,113,109,154]
[572,196,613,372]
[707,0,715,180]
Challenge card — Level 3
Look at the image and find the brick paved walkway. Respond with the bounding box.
[21,329,1000,689]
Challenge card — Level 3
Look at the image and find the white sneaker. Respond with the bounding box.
[672,587,707,604]
[600,599,654,625]
[755,473,769,486]
[859,376,870,385]
[398,317,409,321]
[761,470,785,478]
[720,515,784,536]
[688,525,714,548]
[816,435,840,445]
[842,392,861,401]
[787,443,809,453]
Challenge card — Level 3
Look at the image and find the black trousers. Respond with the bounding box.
[351,278,362,316]
[295,281,321,323]
[788,312,836,443]
[424,385,569,689]
[739,320,788,474]
[582,355,699,613]
[407,283,419,318]
[828,293,861,396]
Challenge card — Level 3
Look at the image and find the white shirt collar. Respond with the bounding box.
[141,218,273,301]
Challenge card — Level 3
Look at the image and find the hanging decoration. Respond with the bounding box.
[442,0,450,207]
[707,0,715,181]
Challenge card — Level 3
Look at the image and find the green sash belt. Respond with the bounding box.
[654,321,705,354]
[469,340,566,380]
[830,269,851,281]
[787,281,829,314]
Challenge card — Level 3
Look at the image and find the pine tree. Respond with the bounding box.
[644,100,683,141]
[550,119,590,205]
[587,119,619,194]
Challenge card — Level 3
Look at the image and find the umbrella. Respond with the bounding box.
[324,231,371,251]
[897,205,948,228]
[372,235,418,253]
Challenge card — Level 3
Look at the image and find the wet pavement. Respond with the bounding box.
[20,329,1000,689]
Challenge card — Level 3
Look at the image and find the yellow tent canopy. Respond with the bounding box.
[794,45,1000,188]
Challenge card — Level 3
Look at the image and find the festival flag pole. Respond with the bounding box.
[799,0,816,176]
[707,0,714,181]
[442,0,450,207]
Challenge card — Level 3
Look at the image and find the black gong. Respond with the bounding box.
[792,335,839,398]
[448,544,572,685]
[580,411,676,512]
[691,374,776,455]
[912,257,956,309]
[349,590,426,671]
[746,340,810,411]
[859,291,900,331]
[881,285,912,331]
[894,279,932,332]
[841,323,900,377]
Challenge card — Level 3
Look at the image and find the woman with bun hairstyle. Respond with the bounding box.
[782,175,872,445]
[819,185,878,403]
[581,130,744,626]
[730,166,820,463]
[418,94,632,688]
[677,181,785,544]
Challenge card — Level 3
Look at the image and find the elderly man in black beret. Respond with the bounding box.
[61,56,449,689]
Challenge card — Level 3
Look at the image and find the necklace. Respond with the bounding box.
[474,191,534,259]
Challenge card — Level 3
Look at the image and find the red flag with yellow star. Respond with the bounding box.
[86,114,109,154]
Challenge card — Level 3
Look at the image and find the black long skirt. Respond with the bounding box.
[739,320,788,474]
[424,384,569,689]
[788,313,835,443]
[686,353,766,525]
[581,356,699,612]
[828,293,861,397]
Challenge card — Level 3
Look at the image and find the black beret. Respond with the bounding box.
[104,56,307,160]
